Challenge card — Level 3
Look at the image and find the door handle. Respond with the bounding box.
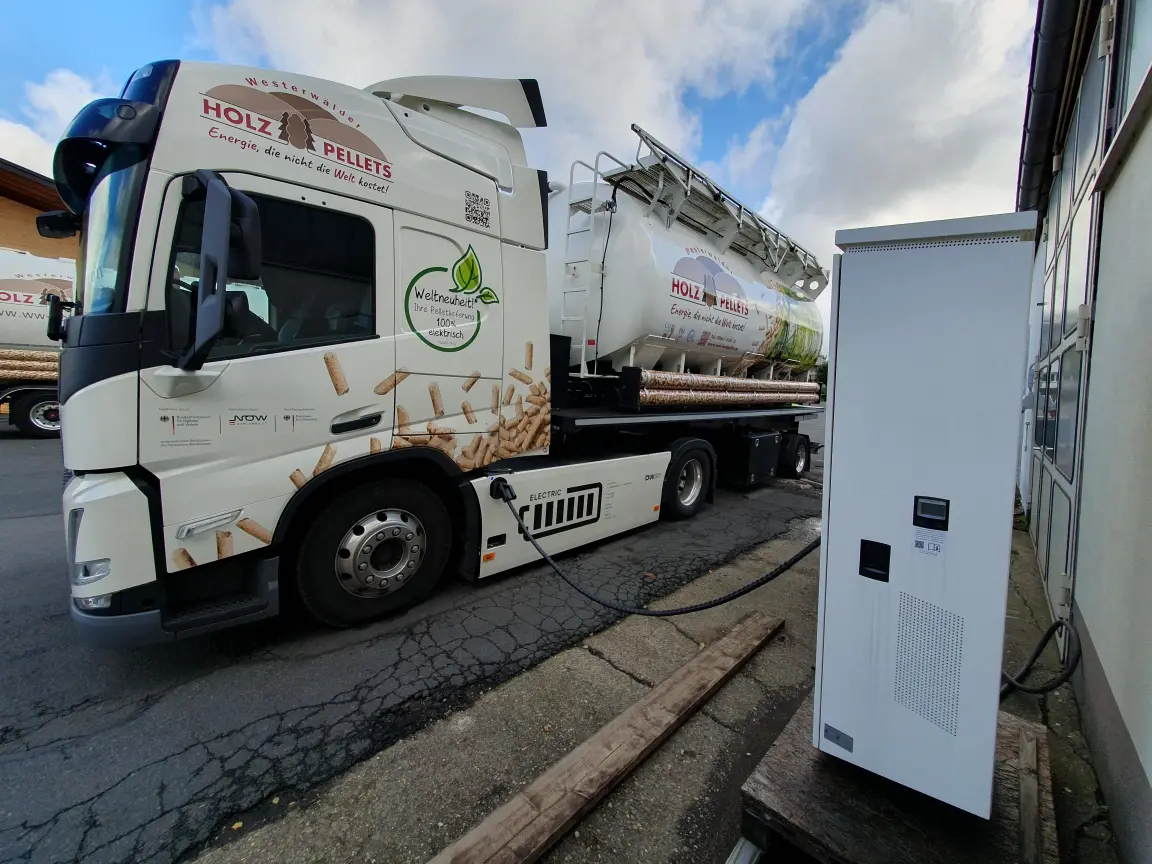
[143,364,227,398]
[331,413,382,434]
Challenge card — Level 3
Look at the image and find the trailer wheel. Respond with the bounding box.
[296,478,451,627]
[11,393,61,438]
[663,447,712,520]
[778,434,810,479]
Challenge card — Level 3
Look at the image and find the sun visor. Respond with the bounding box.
[53,99,160,214]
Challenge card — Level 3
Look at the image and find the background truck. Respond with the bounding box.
[44,60,827,645]
[0,247,72,436]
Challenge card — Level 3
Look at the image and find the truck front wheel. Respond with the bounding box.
[296,478,451,627]
[11,392,61,438]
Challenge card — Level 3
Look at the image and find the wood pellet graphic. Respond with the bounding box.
[389,343,551,468]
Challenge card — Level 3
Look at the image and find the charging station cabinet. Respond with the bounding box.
[812,212,1036,817]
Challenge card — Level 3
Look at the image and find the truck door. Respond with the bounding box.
[138,173,395,571]
[393,211,504,436]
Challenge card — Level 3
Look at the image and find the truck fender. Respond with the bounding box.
[270,447,482,582]
[666,437,717,504]
[0,384,57,406]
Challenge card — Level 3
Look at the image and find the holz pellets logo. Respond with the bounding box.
[200,82,393,193]
[404,245,500,352]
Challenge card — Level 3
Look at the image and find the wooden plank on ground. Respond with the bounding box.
[428,611,785,864]
[1018,729,1040,864]
[740,694,1059,864]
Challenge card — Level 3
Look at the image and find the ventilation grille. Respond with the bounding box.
[894,592,964,736]
[845,232,1031,253]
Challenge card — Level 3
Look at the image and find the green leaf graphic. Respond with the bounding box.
[451,245,483,294]
[477,287,500,305]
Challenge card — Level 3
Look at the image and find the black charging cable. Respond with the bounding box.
[489,476,820,617]
[490,476,1085,691]
[1000,617,1082,700]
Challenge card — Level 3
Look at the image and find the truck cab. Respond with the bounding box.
[51,60,557,643]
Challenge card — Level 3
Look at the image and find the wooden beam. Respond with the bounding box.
[428,612,784,864]
[1018,730,1040,864]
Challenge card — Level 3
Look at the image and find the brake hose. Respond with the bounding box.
[491,477,820,617]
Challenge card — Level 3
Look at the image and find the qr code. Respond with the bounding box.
[465,190,491,228]
[914,540,925,549]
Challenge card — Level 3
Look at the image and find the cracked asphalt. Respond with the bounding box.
[0,428,822,864]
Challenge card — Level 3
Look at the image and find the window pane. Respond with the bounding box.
[1030,455,1043,543]
[1053,238,1069,340]
[1058,122,1076,235]
[1064,200,1091,335]
[1033,361,1047,448]
[1045,187,1059,269]
[1075,19,1105,193]
[168,194,375,360]
[1044,357,1060,460]
[1124,0,1152,117]
[1040,265,1053,359]
[1049,487,1071,591]
[1036,471,1051,578]
[1056,346,1082,478]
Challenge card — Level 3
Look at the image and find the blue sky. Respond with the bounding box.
[0,2,214,119]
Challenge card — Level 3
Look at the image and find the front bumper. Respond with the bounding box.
[70,604,168,648]
[64,471,281,647]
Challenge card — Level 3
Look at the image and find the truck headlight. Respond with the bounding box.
[75,594,112,610]
[72,559,111,586]
[66,507,112,586]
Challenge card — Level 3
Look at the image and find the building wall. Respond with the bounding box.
[1075,108,1152,864]
[0,197,78,259]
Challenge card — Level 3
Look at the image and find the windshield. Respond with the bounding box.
[76,148,147,315]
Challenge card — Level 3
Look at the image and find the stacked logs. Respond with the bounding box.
[636,368,819,408]
[0,349,59,383]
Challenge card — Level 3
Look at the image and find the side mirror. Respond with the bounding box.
[37,210,80,239]
[45,293,75,341]
[178,171,261,370]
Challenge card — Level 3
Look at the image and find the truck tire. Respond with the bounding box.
[296,478,451,627]
[11,392,61,438]
[778,434,810,479]
[663,446,712,520]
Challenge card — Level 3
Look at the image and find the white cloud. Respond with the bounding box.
[758,0,1035,330]
[0,69,113,176]
[197,0,825,178]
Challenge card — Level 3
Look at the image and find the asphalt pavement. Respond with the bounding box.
[0,426,822,864]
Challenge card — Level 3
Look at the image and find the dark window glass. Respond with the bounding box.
[1065,201,1091,336]
[168,193,375,359]
[1056,346,1082,479]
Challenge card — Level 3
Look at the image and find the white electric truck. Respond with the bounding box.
[41,61,827,645]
